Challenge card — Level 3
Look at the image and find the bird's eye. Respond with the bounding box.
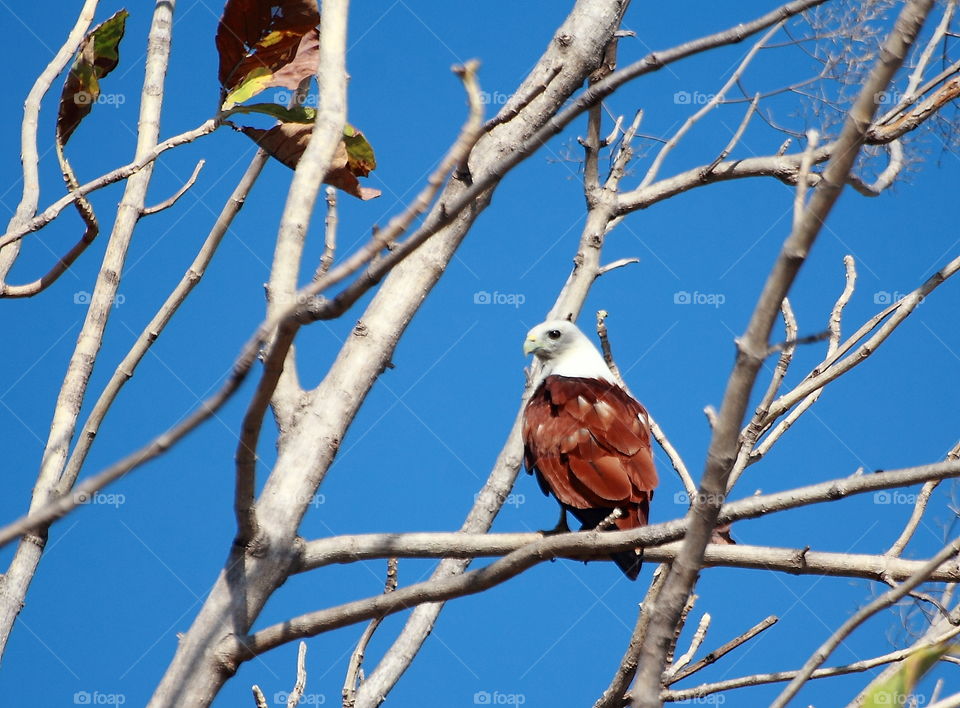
[547,329,562,340]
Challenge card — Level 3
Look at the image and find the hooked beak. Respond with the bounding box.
[523,335,539,356]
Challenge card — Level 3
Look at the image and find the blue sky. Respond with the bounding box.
[1,1,959,706]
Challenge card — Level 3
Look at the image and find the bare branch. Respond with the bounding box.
[229,460,960,664]
[630,3,935,703]
[343,559,398,708]
[770,536,960,707]
[58,148,271,496]
[141,159,205,216]
[639,22,783,188]
[661,628,960,702]
[747,255,857,465]
[0,0,99,285]
[0,0,178,658]
[595,567,669,708]
[793,130,819,231]
[667,615,778,684]
[701,93,760,176]
[295,534,960,585]
[886,480,940,557]
[252,686,268,708]
[666,613,711,679]
[314,186,337,279]
[762,253,960,427]
[0,119,218,262]
[287,642,308,708]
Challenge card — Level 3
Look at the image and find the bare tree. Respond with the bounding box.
[2,0,960,705]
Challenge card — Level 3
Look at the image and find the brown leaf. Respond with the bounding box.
[216,0,320,101]
[241,123,381,200]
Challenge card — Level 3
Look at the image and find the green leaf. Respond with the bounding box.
[223,103,316,123]
[343,124,376,176]
[56,9,129,146]
[862,643,954,708]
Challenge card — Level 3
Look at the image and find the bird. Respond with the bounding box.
[521,319,658,580]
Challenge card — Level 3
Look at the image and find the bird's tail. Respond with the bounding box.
[611,549,643,581]
[570,504,648,581]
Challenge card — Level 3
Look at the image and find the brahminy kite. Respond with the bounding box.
[522,320,657,580]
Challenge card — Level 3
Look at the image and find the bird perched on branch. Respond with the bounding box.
[521,319,658,580]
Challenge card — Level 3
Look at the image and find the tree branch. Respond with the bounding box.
[630,3,935,703]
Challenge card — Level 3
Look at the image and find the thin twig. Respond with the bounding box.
[661,626,960,702]
[639,23,783,188]
[749,255,857,463]
[314,186,337,279]
[887,480,941,557]
[343,559,399,708]
[0,119,218,260]
[702,93,760,176]
[667,615,778,684]
[595,567,669,708]
[252,686,268,708]
[0,0,99,285]
[287,642,308,708]
[141,159,205,215]
[58,148,272,496]
[665,613,711,679]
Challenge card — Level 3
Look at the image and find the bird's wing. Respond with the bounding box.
[523,376,658,514]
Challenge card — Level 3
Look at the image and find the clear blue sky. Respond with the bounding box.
[1,1,958,706]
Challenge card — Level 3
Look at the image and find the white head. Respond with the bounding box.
[522,319,614,382]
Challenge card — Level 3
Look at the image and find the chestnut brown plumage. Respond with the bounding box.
[522,321,658,580]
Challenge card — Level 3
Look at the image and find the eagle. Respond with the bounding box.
[522,319,658,580]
